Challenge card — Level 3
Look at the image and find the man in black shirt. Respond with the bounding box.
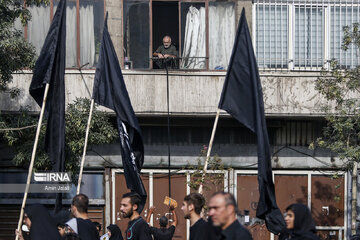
[146,205,178,240]
[181,193,217,240]
[120,192,152,240]
[208,192,253,240]
[68,194,99,240]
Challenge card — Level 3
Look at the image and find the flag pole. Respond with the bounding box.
[15,83,50,240]
[198,108,220,194]
[77,98,95,194]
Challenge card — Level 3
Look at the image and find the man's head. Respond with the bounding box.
[181,193,205,219]
[208,192,238,230]
[71,194,89,217]
[162,36,172,49]
[120,192,141,218]
[159,216,168,228]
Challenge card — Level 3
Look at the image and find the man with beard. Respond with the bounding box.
[153,35,178,69]
[67,194,99,240]
[120,192,151,240]
[181,193,217,240]
[208,192,252,240]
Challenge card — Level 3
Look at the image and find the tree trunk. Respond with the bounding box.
[352,161,358,235]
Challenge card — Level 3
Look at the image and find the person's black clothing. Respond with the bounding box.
[107,224,123,240]
[149,225,175,240]
[125,216,152,240]
[279,203,320,240]
[190,218,218,240]
[24,204,62,240]
[218,220,252,240]
[76,218,99,240]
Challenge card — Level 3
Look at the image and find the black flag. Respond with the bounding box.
[218,9,285,234]
[29,0,66,212]
[93,13,147,213]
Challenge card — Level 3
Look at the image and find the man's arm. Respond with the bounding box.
[153,52,164,58]
[146,206,155,225]
[170,206,178,227]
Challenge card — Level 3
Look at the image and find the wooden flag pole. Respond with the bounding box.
[77,99,95,194]
[15,83,50,240]
[198,109,220,194]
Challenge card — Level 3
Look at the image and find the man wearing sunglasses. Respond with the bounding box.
[120,192,152,240]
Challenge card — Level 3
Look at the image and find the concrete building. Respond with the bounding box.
[0,0,359,239]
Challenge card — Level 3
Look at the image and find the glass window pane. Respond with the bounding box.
[256,4,288,68]
[209,2,235,70]
[330,6,360,68]
[27,4,51,56]
[294,7,324,68]
[123,0,150,69]
[180,2,206,69]
[80,0,104,68]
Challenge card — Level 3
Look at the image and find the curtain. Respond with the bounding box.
[330,6,360,68]
[28,5,51,56]
[256,4,288,68]
[294,7,323,67]
[80,4,95,67]
[181,6,206,69]
[208,3,235,70]
[65,3,77,68]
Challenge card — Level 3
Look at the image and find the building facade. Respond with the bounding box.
[1,0,360,239]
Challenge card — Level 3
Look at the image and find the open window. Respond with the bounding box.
[123,0,235,70]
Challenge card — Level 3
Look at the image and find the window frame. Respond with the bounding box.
[253,1,360,71]
[23,0,106,69]
[122,0,236,71]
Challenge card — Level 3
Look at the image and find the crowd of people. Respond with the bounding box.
[15,191,321,240]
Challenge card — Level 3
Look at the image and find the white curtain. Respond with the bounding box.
[80,4,95,67]
[66,4,77,68]
[181,6,206,69]
[28,5,50,56]
[209,3,235,70]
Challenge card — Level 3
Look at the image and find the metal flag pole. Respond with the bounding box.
[165,60,172,198]
[15,83,50,240]
[198,109,220,194]
[77,98,95,194]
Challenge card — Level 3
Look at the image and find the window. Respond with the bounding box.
[255,0,360,70]
[21,0,104,69]
[123,0,236,70]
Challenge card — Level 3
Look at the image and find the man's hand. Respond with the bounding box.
[15,229,24,240]
[158,54,164,59]
[147,206,156,224]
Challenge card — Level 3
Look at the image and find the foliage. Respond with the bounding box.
[0,98,118,182]
[311,23,360,171]
[0,0,49,96]
[184,145,227,192]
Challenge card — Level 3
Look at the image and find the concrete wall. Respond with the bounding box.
[0,70,330,117]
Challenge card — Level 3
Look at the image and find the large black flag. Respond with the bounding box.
[29,0,66,212]
[218,9,285,234]
[93,13,147,213]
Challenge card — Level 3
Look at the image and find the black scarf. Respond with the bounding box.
[25,204,61,240]
[107,224,124,240]
[279,203,320,240]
